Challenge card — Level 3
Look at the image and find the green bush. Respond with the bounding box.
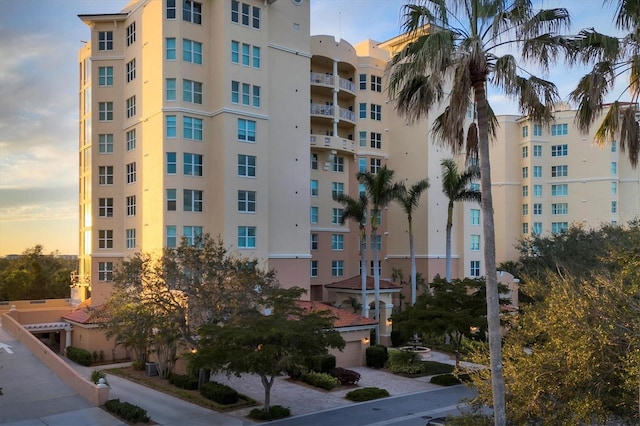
[300,371,339,390]
[90,370,108,386]
[366,345,388,369]
[248,405,291,420]
[168,373,198,390]
[311,353,336,373]
[422,361,455,375]
[104,399,150,423]
[199,381,239,405]
[390,329,406,347]
[66,346,92,366]
[445,414,493,425]
[429,373,462,386]
[328,367,361,385]
[387,350,424,374]
[345,387,390,402]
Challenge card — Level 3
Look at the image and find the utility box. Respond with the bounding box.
[145,362,158,377]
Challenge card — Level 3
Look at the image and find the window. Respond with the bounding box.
[533,166,542,178]
[332,156,344,172]
[98,31,113,51]
[533,145,542,157]
[238,154,256,177]
[166,78,176,101]
[551,165,568,177]
[252,46,260,68]
[231,81,239,104]
[552,203,568,215]
[126,59,136,82]
[522,167,528,178]
[533,124,542,137]
[552,222,568,234]
[370,132,382,149]
[611,201,618,213]
[470,182,480,191]
[184,153,203,176]
[166,115,177,138]
[331,260,344,277]
[98,262,113,281]
[183,116,203,141]
[533,203,542,215]
[522,204,528,215]
[99,166,113,185]
[166,226,177,248]
[370,235,382,251]
[370,260,381,276]
[358,131,367,147]
[470,260,480,277]
[98,134,113,154]
[98,67,113,86]
[533,222,542,235]
[551,184,568,196]
[310,180,318,197]
[359,103,367,119]
[611,181,617,194]
[522,185,529,197]
[551,144,568,157]
[358,158,367,173]
[522,125,528,138]
[98,102,113,121]
[332,208,343,224]
[127,21,136,46]
[98,230,113,249]
[183,79,203,104]
[166,0,176,19]
[183,0,202,24]
[331,234,344,250]
[611,162,617,175]
[470,235,480,251]
[310,206,318,224]
[252,85,261,108]
[359,74,367,90]
[551,123,568,136]
[98,198,113,217]
[126,195,136,216]
[126,229,136,249]
[369,209,382,226]
[126,96,136,118]
[611,140,617,152]
[238,226,256,248]
[311,153,318,170]
[370,75,382,92]
[166,152,177,174]
[183,39,203,64]
[238,190,256,212]
[183,189,203,212]
[237,119,256,142]
[232,1,260,28]
[522,222,529,234]
[311,234,318,250]
[242,43,251,66]
[370,104,382,121]
[126,162,136,184]
[231,40,239,63]
[522,146,528,158]
[310,260,318,277]
[533,184,542,197]
[331,182,344,199]
[470,209,480,225]
[370,158,381,174]
[184,226,203,245]
[166,37,176,59]
[166,189,177,211]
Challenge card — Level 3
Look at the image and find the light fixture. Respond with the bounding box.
[362,337,370,345]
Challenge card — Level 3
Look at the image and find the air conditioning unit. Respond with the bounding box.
[145,362,158,377]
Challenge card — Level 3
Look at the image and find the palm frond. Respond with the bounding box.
[566,29,621,66]
[618,104,640,167]
[432,106,466,153]
[517,75,560,124]
[522,33,571,72]
[518,8,571,40]
[606,0,640,31]
[466,122,479,160]
[569,61,616,132]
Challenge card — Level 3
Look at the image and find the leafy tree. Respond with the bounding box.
[358,166,403,344]
[391,267,426,313]
[189,287,345,412]
[387,2,570,421]
[395,178,429,305]
[440,159,481,282]
[334,192,368,318]
[568,0,640,167]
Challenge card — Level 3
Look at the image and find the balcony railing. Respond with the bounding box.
[339,77,355,93]
[310,134,356,153]
[339,107,355,122]
[310,103,334,117]
[310,72,334,86]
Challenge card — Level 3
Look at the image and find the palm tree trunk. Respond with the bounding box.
[409,227,417,305]
[446,202,454,282]
[372,227,381,345]
[360,232,367,318]
[474,83,506,425]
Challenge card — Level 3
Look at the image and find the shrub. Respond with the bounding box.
[104,399,150,423]
[366,345,388,369]
[300,371,339,390]
[390,329,406,347]
[248,405,291,420]
[199,381,239,405]
[90,370,108,386]
[422,361,455,375]
[387,350,424,374]
[132,360,145,371]
[445,414,493,425]
[430,373,462,386]
[345,387,390,402]
[66,346,92,366]
[311,353,336,373]
[328,367,361,386]
[168,373,198,390]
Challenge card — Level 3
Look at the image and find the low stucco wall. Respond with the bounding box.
[0,299,73,314]
[1,312,109,406]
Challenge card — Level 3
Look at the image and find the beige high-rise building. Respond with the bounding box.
[77,0,639,312]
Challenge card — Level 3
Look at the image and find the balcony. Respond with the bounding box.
[310,134,356,154]
[339,77,355,94]
[310,72,334,87]
[310,103,334,118]
[339,107,355,123]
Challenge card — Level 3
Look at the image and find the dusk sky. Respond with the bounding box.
[0,0,624,256]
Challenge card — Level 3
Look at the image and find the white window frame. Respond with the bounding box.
[183,79,203,104]
[238,226,256,248]
[98,198,113,217]
[238,154,256,177]
[126,162,136,184]
[238,190,256,213]
[183,189,203,212]
[126,195,136,216]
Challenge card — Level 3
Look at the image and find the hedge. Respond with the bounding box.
[366,345,388,369]
[345,387,390,402]
[104,399,150,423]
[248,405,291,420]
[300,372,339,390]
[66,346,92,366]
[169,373,199,390]
[199,381,239,405]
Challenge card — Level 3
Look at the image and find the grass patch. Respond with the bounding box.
[105,367,256,412]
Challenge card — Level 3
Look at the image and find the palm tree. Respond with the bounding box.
[395,178,429,305]
[357,166,403,344]
[334,192,368,318]
[568,0,639,167]
[440,158,481,282]
[387,2,570,423]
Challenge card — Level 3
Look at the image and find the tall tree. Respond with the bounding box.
[568,0,640,167]
[440,159,481,282]
[334,192,369,318]
[357,166,403,344]
[395,178,429,305]
[387,2,570,423]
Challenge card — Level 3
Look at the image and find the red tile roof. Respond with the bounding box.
[62,298,108,325]
[324,275,402,291]
[296,300,377,328]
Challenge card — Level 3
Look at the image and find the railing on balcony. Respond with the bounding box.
[310,72,334,86]
[339,107,355,122]
[310,103,334,117]
[339,77,355,93]
[309,135,356,153]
